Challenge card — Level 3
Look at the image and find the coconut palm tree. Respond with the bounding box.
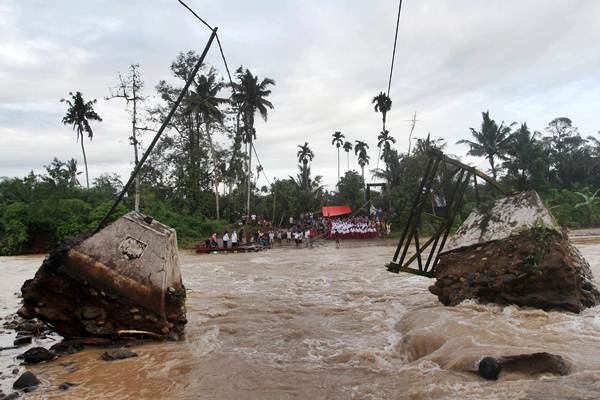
[354,140,369,157]
[372,92,392,131]
[414,133,446,155]
[354,140,370,181]
[61,91,102,189]
[457,111,515,180]
[343,141,353,171]
[331,131,345,185]
[230,67,275,218]
[184,68,228,220]
[290,165,324,193]
[66,158,82,186]
[297,142,314,191]
[357,148,370,182]
[376,129,396,171]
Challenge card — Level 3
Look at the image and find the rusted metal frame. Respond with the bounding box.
[413,230,424,271]
[398,223,446,272]
[391,154,439,265]
[430,169,473,272]
[422,212,445,222]
[399,265,433,278]
[418,160,452,274]
[394,154,441,268]
[423,166,466,271]
[443,156,512,195]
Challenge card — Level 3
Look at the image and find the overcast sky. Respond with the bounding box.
[1,0,600,191]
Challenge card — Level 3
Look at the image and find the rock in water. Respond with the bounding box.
[478,356,501,380]
[429,191,600,312]
[18,347,56,364]
[19,212,187,339]
[100,349,138,361]
[13,371,40,389]
[499,352,570,376]
[478,352,570,380]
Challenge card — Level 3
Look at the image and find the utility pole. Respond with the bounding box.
[107,64,150,212]
[406,111,419,155]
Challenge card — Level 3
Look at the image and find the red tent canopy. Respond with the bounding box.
[321,205,352,217]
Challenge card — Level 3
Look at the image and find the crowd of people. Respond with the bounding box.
[326,216,390,241]
[201,209,391,252]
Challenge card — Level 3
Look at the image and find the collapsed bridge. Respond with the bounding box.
[387,151,600,313]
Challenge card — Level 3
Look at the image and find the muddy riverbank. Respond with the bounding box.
[1,237,600,399]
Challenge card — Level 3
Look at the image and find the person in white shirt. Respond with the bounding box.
[231,230,238,247]
[269,231,275,248]
[222,231,230,248]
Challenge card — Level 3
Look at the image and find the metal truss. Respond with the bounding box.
[386,151,510,277]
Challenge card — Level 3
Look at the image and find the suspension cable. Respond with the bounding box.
[386,0,403,97]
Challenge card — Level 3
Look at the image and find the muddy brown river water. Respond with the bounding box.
[2,238,600,399]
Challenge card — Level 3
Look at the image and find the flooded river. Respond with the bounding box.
[2,238,600,399]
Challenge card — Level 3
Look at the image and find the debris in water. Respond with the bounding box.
[100,349,138,361]
[18,212,187,339]
[12,371,39,390]
[17,347,56,364]
[478,352,570,380]
[430,191,600,312]
[12,336,31,347]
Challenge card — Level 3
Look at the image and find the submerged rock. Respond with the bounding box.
[100,349,138,361]
[19,212,187,339]
[12,336,32,347]
[12,371,39,390]
[478,352,570,380]
[18,347,56,364]
[58,382,77,391]
[430,191,600,312]
[478,356,501,380]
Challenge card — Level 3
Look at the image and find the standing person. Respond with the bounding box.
[210,232,218,247]
[309,226,316,248]
[304,229,310,248]
[231,230,239,248]
[269,230,275,248]
[334,229,340,248]
[223,231,230,249]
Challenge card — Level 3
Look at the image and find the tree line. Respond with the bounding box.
[1,51,599,255]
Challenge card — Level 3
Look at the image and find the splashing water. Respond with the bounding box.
[1,238,600,399]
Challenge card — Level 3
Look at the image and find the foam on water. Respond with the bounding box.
[1,239,600,399]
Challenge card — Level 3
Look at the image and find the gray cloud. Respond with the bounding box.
[1,0,600,190]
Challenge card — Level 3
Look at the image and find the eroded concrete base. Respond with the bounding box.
[430,191,600,313]
[19,212,187,339]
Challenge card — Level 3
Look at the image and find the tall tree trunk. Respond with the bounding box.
[337,146,340,186]
[132,82,140,212]
[375,146,382,178]
[489,156,497,180]
[247,139,252,219]
[347,152,349,171]
[80,134,90,189]
[205,119,220,220]
[303,161,308,191]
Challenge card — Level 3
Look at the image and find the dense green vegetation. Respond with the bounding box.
[1,50,599,255]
